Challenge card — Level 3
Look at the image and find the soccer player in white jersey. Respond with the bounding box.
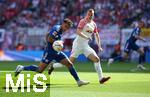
[49,9,110,84]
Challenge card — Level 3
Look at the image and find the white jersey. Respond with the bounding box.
[71,18,99,58]
[73,18,98,46]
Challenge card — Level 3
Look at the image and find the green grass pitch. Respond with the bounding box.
[0,61,150,97]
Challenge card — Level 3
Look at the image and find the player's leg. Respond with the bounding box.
[84,47,110,84]
[48,56,76,75]
[48,45,80,75]
[108,51,129,67]
[136,46,146,70]
[137,47,145,63]
[48,61,66,75]
[48,62,54,75]
[108,41,130,66]
[48,62,64,75]
[55,52,89,86]
[60,58,79,80]
[15,62,49,76]
[15,51,51,76]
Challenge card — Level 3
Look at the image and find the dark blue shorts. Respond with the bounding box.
[41,51,68,64]
[124,40,140,54]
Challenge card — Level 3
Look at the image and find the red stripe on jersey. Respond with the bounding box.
[93,21,98,33]
[94,28,98,33]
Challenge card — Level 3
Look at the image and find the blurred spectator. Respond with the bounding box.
[110,44,121,59]
[16,43,25,51]
[0,0,149,50]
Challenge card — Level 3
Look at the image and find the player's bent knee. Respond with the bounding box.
[93,57,100,63]
[66,62,73,68]
[61,60,73,68]
[138,49,144,55]
[141,50,144,55]
[140,52,144,55]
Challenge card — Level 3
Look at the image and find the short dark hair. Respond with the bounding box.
[63,18,73,27]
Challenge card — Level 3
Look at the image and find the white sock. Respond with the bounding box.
[53,63,64,68]
[94,61,103,80]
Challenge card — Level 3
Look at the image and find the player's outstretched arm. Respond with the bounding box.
[76,28,91,40]
[135,35,146,42]
[45,33,49,41]
[46,33,55,43]
[94,32,103,51]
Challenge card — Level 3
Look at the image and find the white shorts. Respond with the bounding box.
[70,42,98,58]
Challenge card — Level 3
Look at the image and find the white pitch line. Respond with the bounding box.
[0,71,14,72]
[0,71,30,72]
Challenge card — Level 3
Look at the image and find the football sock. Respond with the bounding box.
[139,54,145,64]
[68,65,80,81]
[23,65,39,71]
[94,61,103,80]
[53,63,64,68]
[113,55,122,61]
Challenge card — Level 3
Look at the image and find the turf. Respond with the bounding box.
[50,61,150,97]
[50,72,150,97]
[0,61,150,97]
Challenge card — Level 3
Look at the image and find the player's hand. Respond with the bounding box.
[99,47,103,52]
[87,37,92,40]
[143,39,147,42]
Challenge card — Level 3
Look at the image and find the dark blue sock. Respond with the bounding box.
[139,55,145,64]
[68,66,80,81]
[113,55,122,61]
[23,65,39,71]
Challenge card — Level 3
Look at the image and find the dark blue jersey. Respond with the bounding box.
[128,27,141,43]
[124,27,141,53]
[46,25,63,52]
[41,24,68,64]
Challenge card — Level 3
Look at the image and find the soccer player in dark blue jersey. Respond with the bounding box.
[108,21,146,70]
[15,18,89,86]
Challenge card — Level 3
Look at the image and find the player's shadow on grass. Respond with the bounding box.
[3,83,50,90]
[50,83,77,88]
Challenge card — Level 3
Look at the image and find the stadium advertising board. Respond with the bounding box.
[99,29,120,45]
[0,29,5,42]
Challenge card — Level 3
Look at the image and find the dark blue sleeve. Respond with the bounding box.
[49,26,58,39]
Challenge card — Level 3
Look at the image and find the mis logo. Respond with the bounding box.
[5,74,48,92]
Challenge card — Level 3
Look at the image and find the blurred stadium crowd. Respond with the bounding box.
[0,0,149,50]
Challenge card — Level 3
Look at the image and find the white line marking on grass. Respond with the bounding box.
[0,71,30,72]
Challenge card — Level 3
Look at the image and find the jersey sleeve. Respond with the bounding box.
[77,19,86,29]
[49,26,58,39]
